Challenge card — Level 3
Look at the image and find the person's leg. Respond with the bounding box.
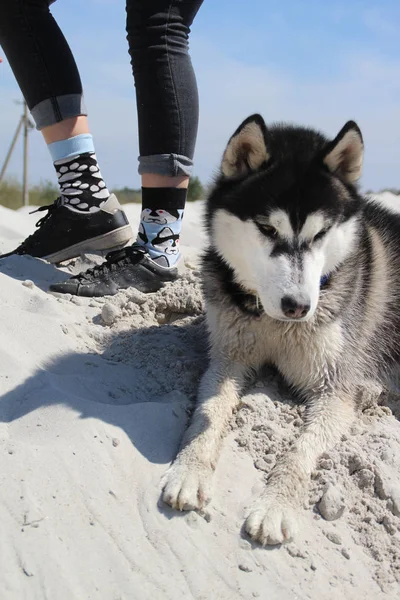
[127,0,203,268]
[0,0,132,262]
[51,0,203,296]
[41,116,90,145]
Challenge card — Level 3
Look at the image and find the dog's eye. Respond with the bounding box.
[313,229,328,242]
[258,224,278,238]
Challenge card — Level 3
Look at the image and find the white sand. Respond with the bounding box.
[0,198,399,600]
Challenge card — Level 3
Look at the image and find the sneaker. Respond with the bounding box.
[0,194,133,263]
[49,244,179,296]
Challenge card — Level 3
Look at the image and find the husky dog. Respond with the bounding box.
[162,114,400,545]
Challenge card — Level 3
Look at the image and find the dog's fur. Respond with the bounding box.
[162,114,400,545]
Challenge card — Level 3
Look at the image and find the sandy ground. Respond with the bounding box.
[0,198,399,600]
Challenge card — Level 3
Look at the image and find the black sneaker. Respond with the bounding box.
[49,244,179,296]
[0,194,133,263]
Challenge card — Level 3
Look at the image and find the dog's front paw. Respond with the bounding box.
[162,461,213,511]
[245,495,298,546]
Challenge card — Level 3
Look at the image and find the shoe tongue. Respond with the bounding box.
[106,245,146,265]
[106,248,131,264]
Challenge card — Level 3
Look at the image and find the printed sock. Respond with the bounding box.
[48,134,110,213]
[136,187,186,268]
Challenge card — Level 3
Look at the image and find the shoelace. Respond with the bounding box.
[76,244,147,282]
[18,199,62,250]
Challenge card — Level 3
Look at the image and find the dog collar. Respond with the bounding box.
[320,273,330,287]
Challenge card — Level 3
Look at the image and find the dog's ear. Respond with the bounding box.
[323,121,364,184]
[221,114,269,177]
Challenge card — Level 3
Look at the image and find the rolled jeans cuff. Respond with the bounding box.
[138,153,194,177]
[31,93,87,130]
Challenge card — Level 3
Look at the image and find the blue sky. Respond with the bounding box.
[1,0,399,192]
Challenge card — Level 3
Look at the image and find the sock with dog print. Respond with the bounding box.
[136,187,186,268]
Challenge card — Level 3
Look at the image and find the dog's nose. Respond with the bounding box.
[281,296,310,319]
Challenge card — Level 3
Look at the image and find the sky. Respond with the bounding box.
[0,0,399,193]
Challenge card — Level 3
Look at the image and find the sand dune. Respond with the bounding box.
[0,199,399,599]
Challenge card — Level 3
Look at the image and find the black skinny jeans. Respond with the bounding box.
[0,0,203,176]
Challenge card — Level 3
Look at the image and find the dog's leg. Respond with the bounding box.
[162,360,247,511]
[245,392,355,545]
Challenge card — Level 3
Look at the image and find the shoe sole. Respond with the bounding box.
[43,225,134,264]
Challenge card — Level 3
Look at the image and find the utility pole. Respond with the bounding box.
[0,99,34,206]
[0,116,23,185]
[22,101,29,206]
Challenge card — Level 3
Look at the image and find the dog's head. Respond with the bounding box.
[207,114,364,322]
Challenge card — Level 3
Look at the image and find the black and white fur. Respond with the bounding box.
[162,114,400,545]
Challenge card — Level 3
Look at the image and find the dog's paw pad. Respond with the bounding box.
[245,497,298,546]
[162,463,212,511]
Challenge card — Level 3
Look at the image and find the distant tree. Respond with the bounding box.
[380,188,400,196]
[30,180,58,206]
[0,178,58,209]
[187,176,204,201]
[111,187,142,204]
[0,176,207,210]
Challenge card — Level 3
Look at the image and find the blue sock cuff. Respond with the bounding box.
[48,134,95,162]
